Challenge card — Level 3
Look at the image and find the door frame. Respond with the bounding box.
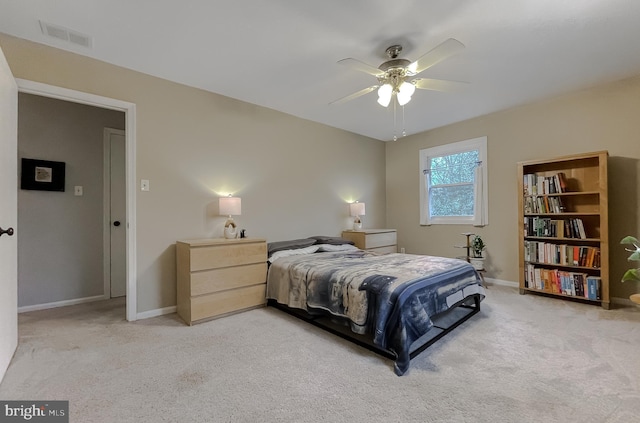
[103,128,126,299]
[16,78,138,321]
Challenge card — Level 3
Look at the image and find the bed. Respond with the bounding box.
[266,237,486,375]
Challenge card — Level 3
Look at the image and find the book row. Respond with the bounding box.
[524,264,602,300]
[524,241,600,268]
[523,172,567,196]
[524,217,588,239]
[523,195,566,214]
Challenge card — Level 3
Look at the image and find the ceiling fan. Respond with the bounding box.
[330,38,466,107]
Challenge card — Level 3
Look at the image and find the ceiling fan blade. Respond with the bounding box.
[409,38,465,75]
[329,85,378,105]
[337,58,384,77]
[412,78,468,92]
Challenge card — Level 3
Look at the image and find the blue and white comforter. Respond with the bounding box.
[266,250,485,375]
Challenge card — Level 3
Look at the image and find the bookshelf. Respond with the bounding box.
[517,151,609,309]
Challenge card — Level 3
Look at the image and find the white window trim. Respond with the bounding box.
[419,136,488,226]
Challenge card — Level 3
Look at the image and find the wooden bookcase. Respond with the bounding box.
[517,151,609,309]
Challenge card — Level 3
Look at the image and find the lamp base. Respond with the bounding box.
[353,217,362,231]
[224,218,238,239]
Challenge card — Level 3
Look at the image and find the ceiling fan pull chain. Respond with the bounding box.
[393,100,398,141]
[402,105,407,137]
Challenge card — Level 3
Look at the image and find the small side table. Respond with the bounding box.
[456,232,487,288]
[476,269,487,288]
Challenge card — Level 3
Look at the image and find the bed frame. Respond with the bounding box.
[267,293,482,364]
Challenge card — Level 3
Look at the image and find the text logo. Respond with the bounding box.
[0,401,68,423]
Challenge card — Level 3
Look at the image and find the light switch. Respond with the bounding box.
[141,179,150,191]
[74,186,83,196]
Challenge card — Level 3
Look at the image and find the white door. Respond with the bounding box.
[0,46,18,382]
[105,128,127,298]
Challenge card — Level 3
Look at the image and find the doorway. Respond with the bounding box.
[16,79,138,321]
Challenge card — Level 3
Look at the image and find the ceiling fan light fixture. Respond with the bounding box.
[397,81,416,106]
[377,83,393,107]
[399,81,416,97]
[332,39,465,140]
[397,93,411,106]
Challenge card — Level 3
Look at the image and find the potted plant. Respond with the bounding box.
[470,235,486,270]
[620,236,640,305]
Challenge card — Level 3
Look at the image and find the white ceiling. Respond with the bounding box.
[2,0,640,141]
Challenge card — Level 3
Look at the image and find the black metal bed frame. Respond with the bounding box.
[267,293,482,363]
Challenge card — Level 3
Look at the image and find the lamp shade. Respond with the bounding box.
[397,81,416,106]
[349,202,365,217]
[219,196,241,216]
[377,84,392,107]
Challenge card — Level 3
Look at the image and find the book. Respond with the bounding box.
[579,247,588,267]
[576,219,587,239]
[586,276,599,300]
[572,273,586,297]
[556,172,567,193]
[534,268,542,290]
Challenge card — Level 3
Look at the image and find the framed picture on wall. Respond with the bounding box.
[21,158,66,192]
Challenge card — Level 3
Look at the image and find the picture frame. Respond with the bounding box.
[21,158,66,192]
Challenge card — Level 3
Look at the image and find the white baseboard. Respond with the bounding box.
[484,277,518,288]
[611,296,638,307]
[484,278,634,308]
[136,305,176,320]
[19,296,177,319]
[18,294,108,313]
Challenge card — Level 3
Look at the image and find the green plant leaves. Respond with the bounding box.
[620,235,640,283]
[622,268,640,283]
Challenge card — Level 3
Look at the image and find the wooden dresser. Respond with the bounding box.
[341,229,397,254]
[176,238,267,325]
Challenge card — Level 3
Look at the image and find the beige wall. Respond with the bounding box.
[386,75,640,301]
[0,34,387,313]
[4,31,639,310]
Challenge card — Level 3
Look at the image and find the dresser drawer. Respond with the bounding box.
[368,244,397,254]
[190,242,267,271]
[190,262,267,296]
[362,231,397,249]
[176,238,268,325]
[190,284,266,322]
[342,230,397,250]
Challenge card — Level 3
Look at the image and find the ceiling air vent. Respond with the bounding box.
[39,20,92,48]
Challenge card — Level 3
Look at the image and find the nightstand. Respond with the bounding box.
[176,238,267,325]
[341,229,397,254]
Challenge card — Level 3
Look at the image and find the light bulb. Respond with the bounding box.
[397,82,415,106]
[400,81,416,96]
[377,84,392,107]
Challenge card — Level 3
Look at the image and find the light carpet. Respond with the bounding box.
[1,285,639,423]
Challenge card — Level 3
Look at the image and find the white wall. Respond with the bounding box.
[0,43,18,384]
[17,93,125,307]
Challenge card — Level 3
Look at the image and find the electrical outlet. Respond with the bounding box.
[400,247,406,254]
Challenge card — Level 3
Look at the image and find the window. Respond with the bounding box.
[419,136,488,226]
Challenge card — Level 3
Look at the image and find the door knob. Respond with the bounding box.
[113,221,121,227]
[0,227,14,237]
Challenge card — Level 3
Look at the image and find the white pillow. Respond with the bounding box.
[316,244,359,252]
[268,245,320,263]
